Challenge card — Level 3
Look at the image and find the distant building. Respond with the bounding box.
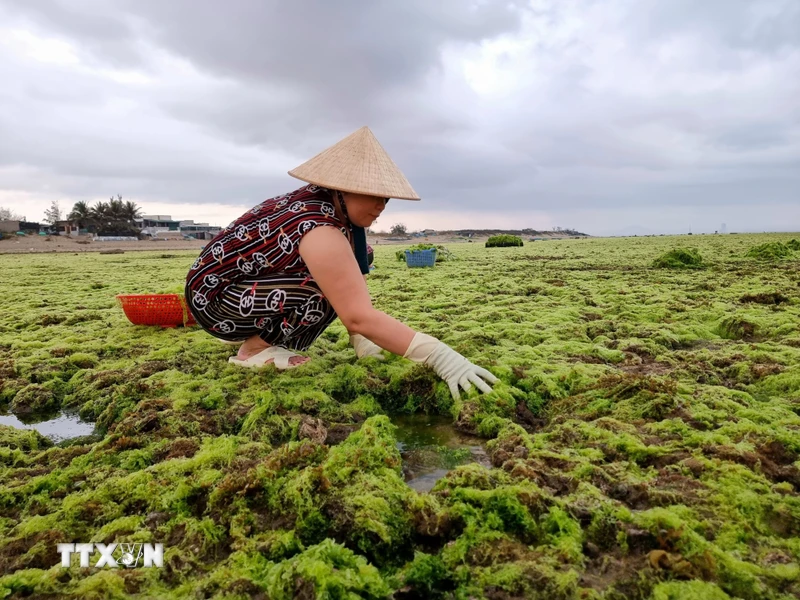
[0,220,20,234]
[179,220,222,236]
[136,215,181,235]
[135,215,222,239]
[0,220,45,235]
[55,220,81,236]
[25,222,45,233]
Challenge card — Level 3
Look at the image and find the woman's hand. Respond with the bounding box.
[403,333,498,400]
[300,227,497,398]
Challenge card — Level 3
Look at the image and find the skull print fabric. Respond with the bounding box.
[185,185,352,307]
[187,273,338,351]
[185,184,365,351]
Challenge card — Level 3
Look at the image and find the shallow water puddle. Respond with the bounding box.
[0,410,96,442]
[393,414,490,493]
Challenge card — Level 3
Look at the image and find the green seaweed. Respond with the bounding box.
[746,242,794,261]
[652,247,704,269]
[262,539,390,599]
[485,234,523,247]
[395,243,454,263]
[1,233,800,598]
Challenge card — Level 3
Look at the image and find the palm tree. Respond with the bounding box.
[89,195,142,235]
[108,195,125,222]
[90,201,111,224]
[68,201,92,229]
[122,200,142,224]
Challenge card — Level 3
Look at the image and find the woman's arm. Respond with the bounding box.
[300,225,498,401]
[299,226,415,355]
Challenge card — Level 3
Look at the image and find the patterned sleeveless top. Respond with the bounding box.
[185,184,366,311]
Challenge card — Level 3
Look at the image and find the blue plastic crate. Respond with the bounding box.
[404,248,437,268]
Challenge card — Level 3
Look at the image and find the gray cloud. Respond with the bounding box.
[0,0,798,234]
[625,0,800,54]
[7,0,145,67]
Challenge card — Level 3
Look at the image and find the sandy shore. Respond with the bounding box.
[0,235,208,255]
[0,233,540,254]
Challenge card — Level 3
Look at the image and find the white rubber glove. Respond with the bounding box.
[403,333,498,400]
[350,334,386,361]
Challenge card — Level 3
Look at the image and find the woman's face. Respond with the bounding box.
[341,193,389,228]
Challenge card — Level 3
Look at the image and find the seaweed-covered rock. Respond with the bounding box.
[0,424,52,451]
[746,242,793,260]
[323,416,414,563]
[739,292,788,305]
[9,381,62,414]
[652,248,704,269]
[718,316,758,340]
[262,539,390,599]
[486,235,523,248]
[650,580,732,599]
[398,551,456,597]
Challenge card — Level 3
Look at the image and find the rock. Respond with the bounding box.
[10,383,59,413]
[145,511,170,530]
[298,415,327,445]
[681,457,705,476]
[0,424,53,451]
[568,505,593,525]
[490,449,511,467]
[515,400,546,430]
[325,423,359,445]
[584,541,600,559]
[624,526,656,552]
[648,549,669,569]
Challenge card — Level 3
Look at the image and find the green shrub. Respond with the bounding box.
[746,242,793,261]
[396,244,453,263]
[485,235,523,248]
[652,248,704,269]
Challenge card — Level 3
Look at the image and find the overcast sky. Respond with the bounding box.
[0,0,798,236]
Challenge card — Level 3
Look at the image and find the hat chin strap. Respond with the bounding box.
[329,189,356,253]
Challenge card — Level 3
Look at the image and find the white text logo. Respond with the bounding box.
[57,543,164,568]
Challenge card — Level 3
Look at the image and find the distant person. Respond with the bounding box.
[185,127,496,400]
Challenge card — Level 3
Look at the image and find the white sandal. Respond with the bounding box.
[227,346,308,370]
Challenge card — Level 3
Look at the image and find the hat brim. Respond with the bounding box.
[288,172,421,201]
[288,126,421,201]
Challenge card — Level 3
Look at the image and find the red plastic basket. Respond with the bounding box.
[116,294,197,328]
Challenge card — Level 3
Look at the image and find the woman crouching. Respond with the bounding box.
[185,126,496,401]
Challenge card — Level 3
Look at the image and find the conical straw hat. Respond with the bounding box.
[288,126,420,200]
